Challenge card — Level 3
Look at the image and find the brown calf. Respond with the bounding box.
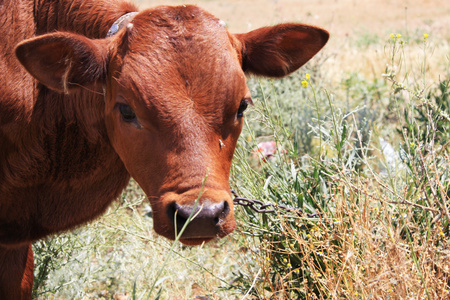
[0,0,328,298]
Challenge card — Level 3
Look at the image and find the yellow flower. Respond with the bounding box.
[390,33,394,38]
[396,34,402,38]
[439,231,444,236]
[301,80,308,87]
[424,33,429,39]
[305,73,311,80]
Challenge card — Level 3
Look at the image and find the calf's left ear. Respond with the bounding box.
[234,24,329,77]
[15,32,108,93]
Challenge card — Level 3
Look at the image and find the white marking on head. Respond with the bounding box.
[218,20,227,28]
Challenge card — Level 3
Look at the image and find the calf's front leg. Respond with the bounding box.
[0,243,34,300]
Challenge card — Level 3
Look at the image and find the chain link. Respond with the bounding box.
[231,190,322,218]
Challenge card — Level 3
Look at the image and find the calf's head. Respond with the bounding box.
[15,5,328,245]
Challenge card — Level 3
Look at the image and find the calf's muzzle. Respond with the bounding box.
[161,187,235,243]
[167,199,230,239]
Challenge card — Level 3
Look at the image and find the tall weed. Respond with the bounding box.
[229,33,450,299]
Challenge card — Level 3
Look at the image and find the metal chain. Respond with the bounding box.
[231,190,322,218]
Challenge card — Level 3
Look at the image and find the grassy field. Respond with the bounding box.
[33,1,450,299]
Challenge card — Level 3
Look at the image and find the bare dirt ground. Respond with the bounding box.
[137,0,450,81]
[136,0,450,38]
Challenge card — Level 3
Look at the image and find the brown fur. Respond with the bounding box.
[0,0,328,297]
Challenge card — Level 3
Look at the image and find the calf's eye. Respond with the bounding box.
[118,104,136,122]
[237,99,249,118]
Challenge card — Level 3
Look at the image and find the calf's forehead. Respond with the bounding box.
[115,5,246,101]
[129,5,230,46]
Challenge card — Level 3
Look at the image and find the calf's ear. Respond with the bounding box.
[235,24,329,77]
[15,32,108,93]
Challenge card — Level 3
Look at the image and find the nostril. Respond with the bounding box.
[218,201,230,223]
[167,202,190,231]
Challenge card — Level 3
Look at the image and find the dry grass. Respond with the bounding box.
[34,181,244,299]
[226,27,450,297]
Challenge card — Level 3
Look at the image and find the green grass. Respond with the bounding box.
[33,32,450,299]
[228,33,450,299]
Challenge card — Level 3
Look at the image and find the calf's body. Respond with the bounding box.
[0,0,328,297]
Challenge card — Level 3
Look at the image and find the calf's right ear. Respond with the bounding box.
[234,24,329,78]
[15,32,108,94]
